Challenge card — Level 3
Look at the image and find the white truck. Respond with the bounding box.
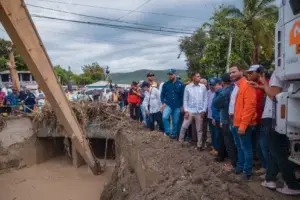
[275,0,300,165]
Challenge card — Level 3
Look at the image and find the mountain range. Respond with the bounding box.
[111,69,187,84]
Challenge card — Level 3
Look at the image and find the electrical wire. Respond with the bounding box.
[115,0,153,20]
[33,0,202,20]
[27,4,195,32]
[31,14,193,35]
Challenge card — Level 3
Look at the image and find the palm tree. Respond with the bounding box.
[222,0,278,64]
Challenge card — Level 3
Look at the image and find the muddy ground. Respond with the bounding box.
[101,125,299,200]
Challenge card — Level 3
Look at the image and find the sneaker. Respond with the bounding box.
[276,185,300,195]
[240,174,252,181]
[259,174,266,180]
[164,133,169,137]
[169,135,177,140]
[201,143,207,150]
[261,180,276,189]
[209,149,218,156]
[255,168,266,175]
[232,168,243,175]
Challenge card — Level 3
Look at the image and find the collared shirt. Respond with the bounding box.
[183,83,207,113]
[229,83,239,115]
[143,87,161,114]
[161,80,184,109]
[207,89,215,119]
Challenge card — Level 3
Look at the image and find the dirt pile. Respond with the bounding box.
[101,126,295,200]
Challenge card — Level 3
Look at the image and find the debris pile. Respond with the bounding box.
[32,102,130,135]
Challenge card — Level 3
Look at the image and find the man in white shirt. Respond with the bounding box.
[179,72,207,150]
[252,70,300,195]
[142,82,163,132]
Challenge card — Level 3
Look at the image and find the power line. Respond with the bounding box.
[116,0,152,20]
[31,14,193,35]
[33,0,202,20]
[27,4,195,32]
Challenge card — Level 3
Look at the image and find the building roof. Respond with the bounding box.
[87,81,109,88]
[0,70,31,74]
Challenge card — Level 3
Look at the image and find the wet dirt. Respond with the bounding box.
[101,125,299,200]
[0,156,114,200]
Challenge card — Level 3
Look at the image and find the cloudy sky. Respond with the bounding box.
[1,0,245,74]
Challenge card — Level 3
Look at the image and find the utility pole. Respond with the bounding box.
[8,47,20,91]
[226,34,233,73]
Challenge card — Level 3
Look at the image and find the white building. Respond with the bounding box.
[0,70,38,89]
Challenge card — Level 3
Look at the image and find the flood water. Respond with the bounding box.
[0,156,114,200]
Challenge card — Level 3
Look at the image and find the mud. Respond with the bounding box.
[101,125,299,200]
[0,156,114,200]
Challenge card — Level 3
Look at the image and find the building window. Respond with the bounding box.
[1,74,9,82]
[22,73,31,81]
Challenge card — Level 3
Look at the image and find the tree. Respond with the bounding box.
[53,65,74,85]
[0,38,28,71]
[222,0,278,64]
[81,62,105,82]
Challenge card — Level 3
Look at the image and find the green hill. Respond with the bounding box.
[111,69,187,84]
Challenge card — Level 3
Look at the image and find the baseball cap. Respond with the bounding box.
[246,65,260,72]
[208,78,217,86]
[215,78,222,84]
[167,69,176,75]
[132,81,138,86]
[221,73,231,83]
[147,72,155,77]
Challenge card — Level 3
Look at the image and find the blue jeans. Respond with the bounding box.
[239,126,254,176]
[231,125,244,171]
[162,106,181,137]
[119,101,125,110]
[140,105,147,125]
[208,119,219,150]
[258,123,269,169]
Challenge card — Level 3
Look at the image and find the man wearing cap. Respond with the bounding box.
[213,73,237,170]
[247,65,268,175]
[142,81,163,132]
[179,72,207,150]
[211,78,223,157]
[147,73,158,88]
[207,78,218,156]
[230,64,257,181]
[161,69,185,138]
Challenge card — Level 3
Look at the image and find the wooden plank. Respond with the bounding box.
[0,0,100,174]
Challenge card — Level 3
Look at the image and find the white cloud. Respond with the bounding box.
[0,0,237,73]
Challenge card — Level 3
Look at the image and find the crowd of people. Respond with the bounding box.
[0,86,45,114]
[119,65,300,196]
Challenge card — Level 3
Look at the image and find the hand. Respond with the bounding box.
[212,119,216,126]
[146,111,150,116]
[160,104,166,112]
[220,123,223,128]
[184,112,190,119]
[200,112,205,118]
[248,81,259,88]
[238,129,245,135]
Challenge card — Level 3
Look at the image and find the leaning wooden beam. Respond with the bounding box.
[0,0,100,174]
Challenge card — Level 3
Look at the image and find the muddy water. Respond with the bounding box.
[0,156,114,200]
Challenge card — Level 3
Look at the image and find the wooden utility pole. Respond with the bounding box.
[8,48,20,91]
[0,0,100,174]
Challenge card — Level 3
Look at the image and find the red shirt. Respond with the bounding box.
[255,82,265,124]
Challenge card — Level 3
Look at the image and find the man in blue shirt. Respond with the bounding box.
[161,69,185,139]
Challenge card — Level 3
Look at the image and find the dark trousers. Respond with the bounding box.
[221,123,237,167]
[129,104,140,121]
[148,112,164,132]
[202,115,208,146]
[216,121,226,159]
[265,118,300,190]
